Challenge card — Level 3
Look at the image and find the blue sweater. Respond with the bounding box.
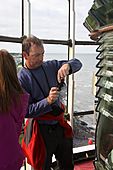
[18,59,82,122]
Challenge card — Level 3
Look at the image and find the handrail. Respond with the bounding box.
[0,35,100,46]
[0,36,22,43]
[74,110,94,116]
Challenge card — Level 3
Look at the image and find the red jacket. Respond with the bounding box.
[22,112,73,170]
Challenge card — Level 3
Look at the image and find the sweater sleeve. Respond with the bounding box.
[18,68,52,118]
[16,93,29,136]
[52,58,82,74]
[67,58,82,74]
[18,58,82,118]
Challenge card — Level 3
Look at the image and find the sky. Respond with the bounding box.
[0,0,96,53]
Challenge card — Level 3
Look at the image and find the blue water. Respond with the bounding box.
[13,52,97,112]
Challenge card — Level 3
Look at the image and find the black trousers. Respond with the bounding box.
[36,123,74,170]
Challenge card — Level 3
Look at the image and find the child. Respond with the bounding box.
[0,49,29,170]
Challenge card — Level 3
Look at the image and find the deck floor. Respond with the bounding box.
[20,160,94,170]
[74,160,94,170]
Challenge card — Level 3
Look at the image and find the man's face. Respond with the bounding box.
[25,43,44,69]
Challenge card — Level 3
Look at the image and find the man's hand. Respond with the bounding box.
[57,64,70,83]
[47,87,59,104]
[89,25,113,41]
[89,30,100,41]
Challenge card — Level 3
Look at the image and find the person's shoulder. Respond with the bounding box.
[21,91,29,98]
[44,59,58,64]
[43,60,59,66]
[20,91,29,104]
[18,67,26,74]
[18,67,29,78]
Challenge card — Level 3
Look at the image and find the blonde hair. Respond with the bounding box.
[0,49,23,113]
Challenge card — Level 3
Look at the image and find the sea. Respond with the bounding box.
[13,52,98,127]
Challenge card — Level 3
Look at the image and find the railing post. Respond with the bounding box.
[67,0,75,128]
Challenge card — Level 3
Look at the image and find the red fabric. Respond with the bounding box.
[38,112,73,138]
[22,119,46,170]
[74,160,94,170]
[22,111,73,170]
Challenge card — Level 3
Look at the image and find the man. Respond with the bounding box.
[18,35,82,170]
